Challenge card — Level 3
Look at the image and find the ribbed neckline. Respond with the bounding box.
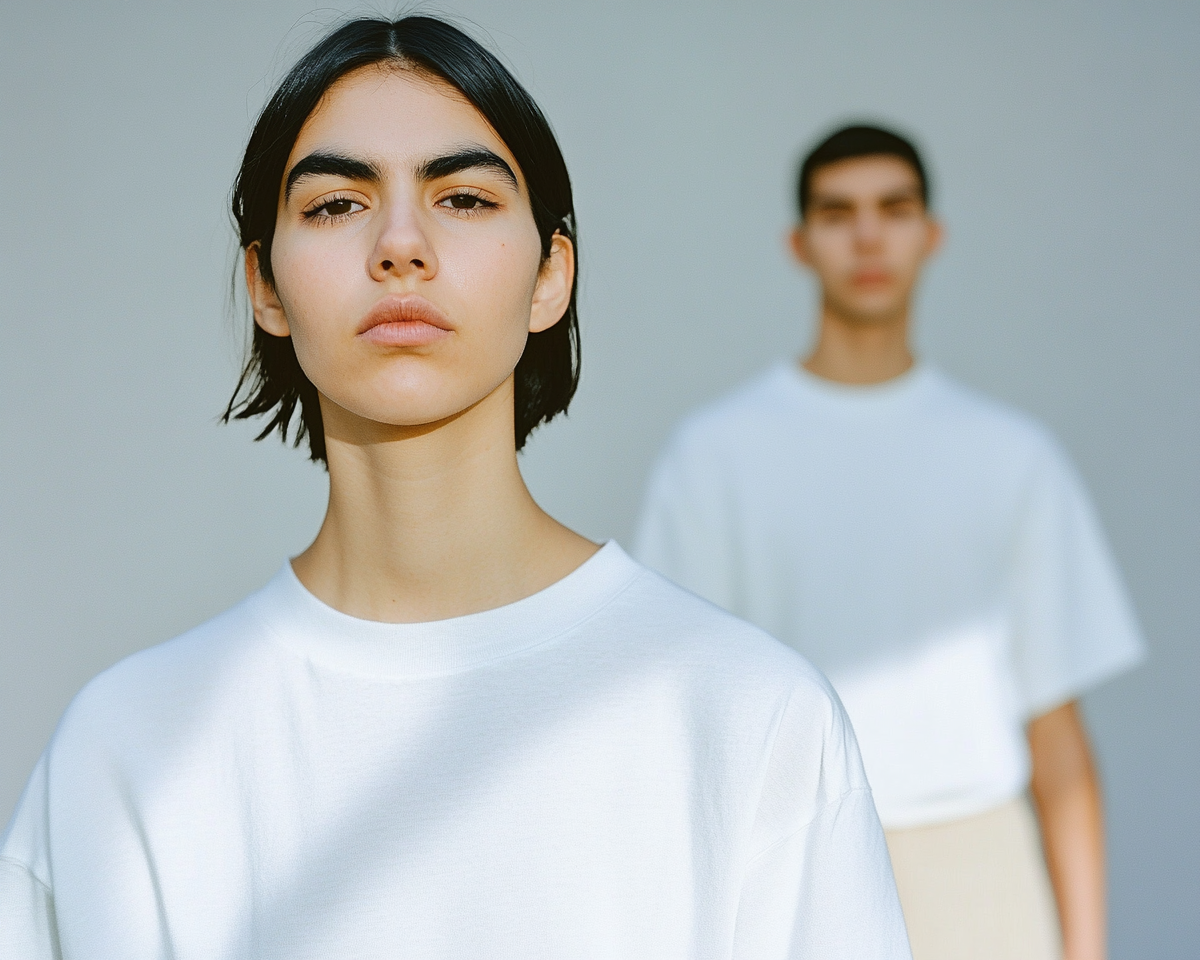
[253,540,640,680]
[774,360,937,414]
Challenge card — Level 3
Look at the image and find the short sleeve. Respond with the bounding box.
[2,754,60,959]
[0,859,61,960]
[733,682,911,959]
[732,791,911,960]
[1010,440,1145,717]
[633,425,741,611]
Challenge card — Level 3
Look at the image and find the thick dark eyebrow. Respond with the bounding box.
[416,147,518,190]
[808,194,855,211]
[810,185,923,211]
[879,186,923,205]
[285,152,382,202]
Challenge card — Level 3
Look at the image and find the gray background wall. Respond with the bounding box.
[1,0,1196,953]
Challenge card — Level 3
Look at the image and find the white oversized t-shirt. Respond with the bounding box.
[636,363,1144,829]
[1,542,909,960]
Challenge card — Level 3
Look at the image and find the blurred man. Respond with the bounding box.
[635,124,1143,960]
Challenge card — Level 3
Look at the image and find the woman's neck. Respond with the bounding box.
[290,377,597,623]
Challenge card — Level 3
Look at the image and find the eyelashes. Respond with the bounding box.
[436,189,499,215]
[301,194,365,223]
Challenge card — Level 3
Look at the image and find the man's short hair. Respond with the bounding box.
[796,124,929,218]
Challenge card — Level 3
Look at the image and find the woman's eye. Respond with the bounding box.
[305,197,364,220]
[441,193,495,211]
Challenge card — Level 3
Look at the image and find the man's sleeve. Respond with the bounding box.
[633,426,740,612]
[0,858,61,960]
[1009,438,1146,718]
[731,790,911,960]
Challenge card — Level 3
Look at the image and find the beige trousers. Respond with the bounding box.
[884,798,1063,960]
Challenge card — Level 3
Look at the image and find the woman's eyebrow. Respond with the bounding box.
[285,152,382,201]
[417,147,518,189]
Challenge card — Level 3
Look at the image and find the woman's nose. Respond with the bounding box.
[369,203,439,281]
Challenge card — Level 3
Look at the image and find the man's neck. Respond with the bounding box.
[802,302,915,386]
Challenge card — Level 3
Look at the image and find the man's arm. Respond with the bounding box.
[1027,700,1106,960]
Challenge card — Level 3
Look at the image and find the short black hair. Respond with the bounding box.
[223,16,580,462]
[796,124,929,218]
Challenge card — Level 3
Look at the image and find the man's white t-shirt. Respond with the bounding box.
[1,542,909,960]
[635,363,1144,829]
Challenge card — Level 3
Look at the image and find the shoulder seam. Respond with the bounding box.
[742,688,795,858]
[745,787,875,866]
[0,853,52,895]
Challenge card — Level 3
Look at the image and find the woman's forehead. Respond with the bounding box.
[289,65,518,176]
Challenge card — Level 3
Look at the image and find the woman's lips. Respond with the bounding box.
[360,320,451,347]
[357,295,453,347]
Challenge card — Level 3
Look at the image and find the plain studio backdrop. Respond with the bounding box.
[1,0,1196,953]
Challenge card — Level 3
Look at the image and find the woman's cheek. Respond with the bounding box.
[443,241,537,344]
[273,266,344,388]
[482,236,543,331]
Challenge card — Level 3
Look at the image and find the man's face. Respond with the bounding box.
[791,155,942,325]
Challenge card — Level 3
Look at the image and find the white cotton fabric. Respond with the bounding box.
[635,362,1144,829]
[1,542,909,960]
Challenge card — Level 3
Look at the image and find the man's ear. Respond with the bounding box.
[529,232,574,334]
[924,217,945,258]
[245,243,290,337]
[788,225,812,267]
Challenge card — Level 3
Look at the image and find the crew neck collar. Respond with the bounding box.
[776,359,937,410]
[253,540,639,680]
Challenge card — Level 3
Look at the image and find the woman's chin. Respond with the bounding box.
[315,363,517,436]
[324,392,499,438]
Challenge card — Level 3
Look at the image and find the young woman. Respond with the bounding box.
[1,17,909,958]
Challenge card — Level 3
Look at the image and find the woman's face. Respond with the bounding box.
[248,65,573,435]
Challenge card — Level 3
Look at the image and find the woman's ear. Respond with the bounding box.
[245,243,290,337]
[529,232,575,334]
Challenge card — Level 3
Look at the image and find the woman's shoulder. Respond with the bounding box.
[49,575,284,751]
[599,561,871,825]
[605,559,843,712]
